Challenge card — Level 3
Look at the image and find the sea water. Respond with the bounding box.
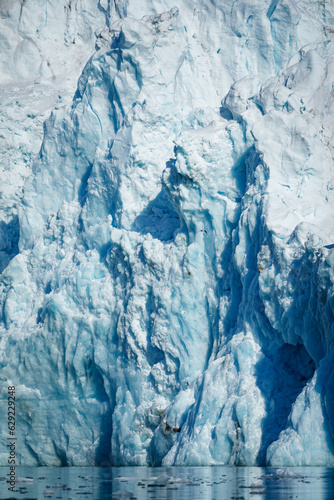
[0,466,333,500]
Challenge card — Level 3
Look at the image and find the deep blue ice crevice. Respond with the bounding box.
[131,187,181,242]
[0,216,20,275]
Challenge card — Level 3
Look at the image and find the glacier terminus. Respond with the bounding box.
[0,0,334,467]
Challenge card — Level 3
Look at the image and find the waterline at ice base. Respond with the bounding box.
[0,0,334,467]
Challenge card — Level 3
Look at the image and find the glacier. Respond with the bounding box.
[0,0,334,467]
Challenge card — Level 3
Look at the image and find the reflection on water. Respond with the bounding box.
[0,466,333,499]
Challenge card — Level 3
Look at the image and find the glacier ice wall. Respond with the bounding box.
[0,0,334,466]
[0,0,106,274]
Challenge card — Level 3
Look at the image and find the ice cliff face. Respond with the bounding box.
[0,0,334,466]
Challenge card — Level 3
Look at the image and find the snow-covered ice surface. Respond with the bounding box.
[0,0,334,466]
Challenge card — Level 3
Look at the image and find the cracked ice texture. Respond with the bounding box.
[0,0,334,466]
